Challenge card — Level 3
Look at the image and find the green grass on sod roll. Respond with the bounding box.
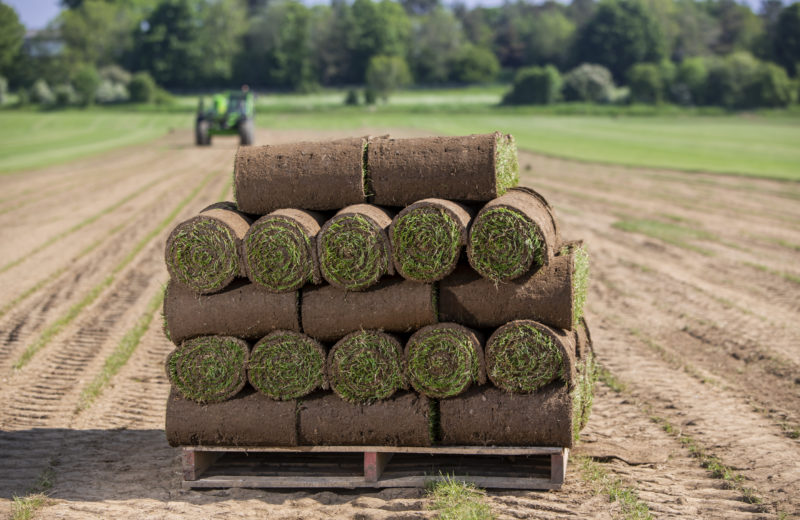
[407,327,480,398]
[246,219,314,292]
[470,208,543,282]
[167,219,238,293]
[320,215,389,290]
[392,208,461,281]
[572,351,598,440]
[495,133,520,195]
[167,336,248,403]
[249,332,326,400]
[487,323,563,393]
[572,245,590,326]
[329,331,404,403]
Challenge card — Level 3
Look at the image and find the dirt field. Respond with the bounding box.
[0,128,798,519]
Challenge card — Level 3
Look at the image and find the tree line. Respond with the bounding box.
[0,0,798,107]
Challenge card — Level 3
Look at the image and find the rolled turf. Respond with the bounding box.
[485,320,575,393]
[389,198,472,283]
[165,202,252,294]
[317,204,395,291]
[439,244,589,331]
[367,133,519,206]
[165,388,297,447]
[405,323,485,399]
[572,318,597,439]
[302,276,437,342]
[248,331,327,400]
[327,330,405,403]
[244,208,326,292]
[166,336,249,403]
[439,383,574,448]
[163,279,300,345]
[298,391,432,446]
[234,137,366,214]
[467,187,559,283]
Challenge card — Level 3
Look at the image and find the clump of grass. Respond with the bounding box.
[328,330,404,403]
[427,476,495,520]
[12,494,53,520]
[392,207,462,282]
[407,326,480,398]
[572,245,590,326]
[612,218,714,255]
[486,321,563,393]
[469,207,543,282]
[577,455,653,520]
[494,133,519,195]
[167,336,248,403]
[248,331,326,400]
[319,214,390,290]
[245,217,314,292]
[167,217,239,293]
[572,351,598,441]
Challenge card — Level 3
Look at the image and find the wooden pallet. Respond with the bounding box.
[181,445,569,490]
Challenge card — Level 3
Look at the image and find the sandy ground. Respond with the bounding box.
[0,128,798,519]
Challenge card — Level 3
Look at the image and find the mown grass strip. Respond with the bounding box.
[0,175,168,275]
[13,170,218,370]
[76,288,165,413]
[427,476,495,520]
[576,455,654,520]
[611,218,715,256]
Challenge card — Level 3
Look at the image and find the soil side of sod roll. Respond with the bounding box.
[244,208,326,293]
[166,336,249,403]
[317,204,395,291]
[467,187,559,283]
[163,279,300,345]
[302,276,437,342]
[298,391,432,446]
[165,203,252,294]
[327,330,406,403]
[439,383,573,448]
[248,330,328,400]
[389,198,473,283]
[165,388,297,447]
[234,137,366,214]
[405,323,485,399]
[367,133,519,206]
[439,254,574,331]
[485,319,577,394]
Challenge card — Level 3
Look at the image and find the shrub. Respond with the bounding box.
[72,64,101,106]
[363,87,377,105]
[99,65,132,86]
[746,62,793,108]
[0,75,7,105]
[563,63,616,103]
[53,84,78,106]
[627,63,663,104]
[502,65,562,105]
[95,80,129,104]
[366,55,412,101]
[450,44,500,84]
[673,57,709,105]
[31,79,54,105]
[128,71,157,103]
[706,52,760,108]
[344,89,359,106]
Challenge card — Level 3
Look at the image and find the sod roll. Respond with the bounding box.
[248,331,327,400]
[439,383,573,448]
[405,323,485,399]
[367,133,519,206]
[327,330,405,403]
[165,202,251,294]
[244,208,325,293]
[317,204,395,291]
[485,319,576,393]
[389,198,472,283]
[572,318,596,438]
[234,137,366,214]
[439,246,588,331]
[163,279,300,345]
[298,391,432,446]
[165,388,297,447]
[166,336,249,403]
[302,276,437,342]
[467,187,559,283]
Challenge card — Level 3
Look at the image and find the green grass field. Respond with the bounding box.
[1,92,799,180]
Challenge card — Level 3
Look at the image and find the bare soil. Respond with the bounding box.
[0,128,798,519]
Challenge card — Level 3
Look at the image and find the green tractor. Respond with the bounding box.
[195,89,255,146]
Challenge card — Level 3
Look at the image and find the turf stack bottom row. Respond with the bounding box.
[163,132,596,449]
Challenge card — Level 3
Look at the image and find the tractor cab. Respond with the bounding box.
[195,89,255,147]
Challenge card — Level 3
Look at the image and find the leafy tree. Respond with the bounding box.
[351,0,411,82]
[572,0,667,82]
[628,62,663,103]
[772,3,800,76]
[673,56,708,104]
[31,79,55,105]
[450,44,499,83]
[706,0,764,55]
[72,63,101,104]
[0,2,25,74]
[502,65,563,105]
[746,61,793,106]
[401,0,439,15]
[669,0,719,60]
[563,63,616,102]
[58,1,138,67]
[311,0,358,85]
[365,54,411,100]
[409,7,464,84]
[706,51,760,107]
[520,8,576,68]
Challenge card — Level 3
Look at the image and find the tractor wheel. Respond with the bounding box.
[239,119,254,146]
[195,120,211,146]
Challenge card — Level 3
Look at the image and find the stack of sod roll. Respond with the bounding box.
[163,133,595,449]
